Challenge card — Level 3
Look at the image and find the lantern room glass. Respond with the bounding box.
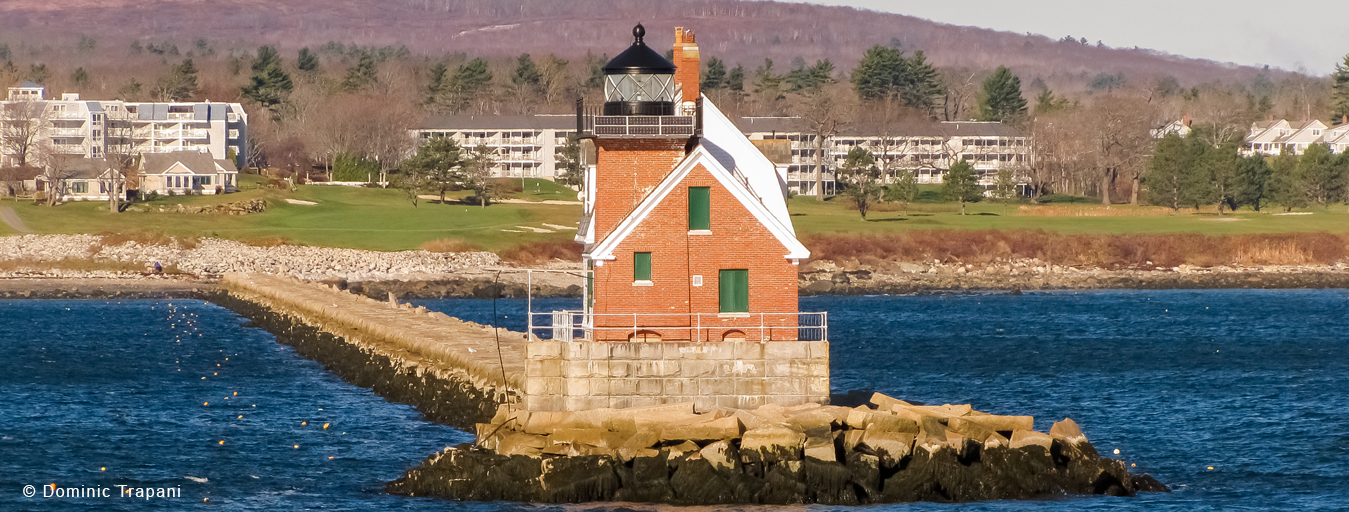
[604,73,676,104]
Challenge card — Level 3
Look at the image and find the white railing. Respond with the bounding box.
[528,310,828,343]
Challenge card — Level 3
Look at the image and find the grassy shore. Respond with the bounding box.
[3,178,1347,259]
[1,175,580,252]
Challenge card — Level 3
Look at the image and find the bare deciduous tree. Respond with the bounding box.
[796,85,852,199]
[1,99,52,168]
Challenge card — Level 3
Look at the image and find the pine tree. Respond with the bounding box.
[1033,89,1070,115]
[943,159,982,215]
[1331,54,1349,124]
[555,134,585,189]
[1268,152,1307,211]
[978,66,1028,122]
[701,57,726,90]
[403,136,464,205]
[1146,133,1188,210]
[297,47,319,72]
[850,45,941,111]
[154,59,197,101]
[727,65,745,92]
[1234,154,1272,211]
[1297,143,1346,207]
[241,45,293,111]
[70,67,89,87]
[426,62,449,106]
[342,53,378,92]
[450,58,492,112]
[837,146,883,219]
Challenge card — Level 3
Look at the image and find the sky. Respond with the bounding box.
[776,0,1349,75]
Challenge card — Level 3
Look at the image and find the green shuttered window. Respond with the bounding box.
[719,269,749,313]
[634,252,652,281]
[688,186,710,230]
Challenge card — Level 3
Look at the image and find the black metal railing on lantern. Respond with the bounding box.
[576,97,702,138]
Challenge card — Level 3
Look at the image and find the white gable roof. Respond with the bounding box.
[699,98,793,231]
[587,144,809,261]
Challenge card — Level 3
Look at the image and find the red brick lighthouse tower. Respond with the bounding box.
[576,24,814,343]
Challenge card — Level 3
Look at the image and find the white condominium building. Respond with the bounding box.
[1,82,248,168]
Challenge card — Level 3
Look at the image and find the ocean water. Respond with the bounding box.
[2,290,1346,510]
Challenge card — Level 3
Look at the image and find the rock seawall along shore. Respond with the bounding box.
[0,276,214,299]
[387,392,1167,505]
[801,258,1349,295]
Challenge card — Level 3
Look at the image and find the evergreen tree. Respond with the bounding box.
[837,146,883,219]
[884,170,918,215]
[1033,89,1071,115]
[1330,53,1349,124]
[850,45,941,111]
[1268,152,1307,211]
[241,45,294,112]
[555,134,585,189]
[511,53,541,88]
[978,66,1028,122]
[727,65,745,92]
[993,168,1018,203]
[785,59,833,92]
[297,47,319,72]
[1146,133,1190,210]
[1181,136,1217,210]
[1235,154,1273,211]
[701,57,726,90]
[1206,143,1242,213]
[154,59,197,101]
[450,58,492,111]
[1297,143,1346,207]
[753,59,783,99]
[403,136,464,205]
[342,53,378,92]
[942,159,982,215]
[426,62,449,106]
[70,67,89,87]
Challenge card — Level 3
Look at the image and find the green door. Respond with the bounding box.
[719,269,748,313]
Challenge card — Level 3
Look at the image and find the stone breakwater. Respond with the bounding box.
[213,273,525,429]
[802,258,1349,294]
[387,393,1167,504]
[0,234,498,281]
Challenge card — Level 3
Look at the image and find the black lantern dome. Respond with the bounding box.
[602,24,677,116]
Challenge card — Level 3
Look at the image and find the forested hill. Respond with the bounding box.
[2,0,1286,92]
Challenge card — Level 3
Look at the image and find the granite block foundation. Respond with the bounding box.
[524,340,830,411]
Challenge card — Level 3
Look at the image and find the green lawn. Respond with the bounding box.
[6,175,1347,254]
[788,196,1349,237]
[7,176,581,252]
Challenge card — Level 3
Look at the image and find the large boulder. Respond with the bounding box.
[741,427,806,464]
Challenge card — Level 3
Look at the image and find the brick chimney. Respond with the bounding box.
[673,27,700,111]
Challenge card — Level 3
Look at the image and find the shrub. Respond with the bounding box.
[803,230,1349,268]
[419,238,482,253]
[498,240,582,265]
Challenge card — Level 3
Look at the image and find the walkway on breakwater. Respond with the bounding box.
[216,273,526,428]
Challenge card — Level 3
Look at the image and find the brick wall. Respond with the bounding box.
[593,138,687,240]
[592,163,799,341]
[523,339,829,411]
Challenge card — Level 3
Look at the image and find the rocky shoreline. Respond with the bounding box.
[3,234,1349,298]
[387,394,1167,504]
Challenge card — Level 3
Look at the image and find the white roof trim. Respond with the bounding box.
[586,145,810,261]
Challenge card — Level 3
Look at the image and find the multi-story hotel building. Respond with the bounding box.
[1,82,248,168]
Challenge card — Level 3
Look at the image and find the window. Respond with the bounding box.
[719,269,748,313]
[228,129,239,138]
[71,182,88,194]
[633,252,651,282]
[688,186,710,231]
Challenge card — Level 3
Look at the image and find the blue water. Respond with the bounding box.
[414,290,1349,511]
[3,291,1346,510]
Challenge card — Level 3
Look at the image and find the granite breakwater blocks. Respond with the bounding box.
[213,273,525,430]
[387,394,1167,504]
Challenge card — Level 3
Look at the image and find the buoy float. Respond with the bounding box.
[203,402,209,406]
[218,440,224,445]
[323,423,329,430]
[101,467,106,471]
[293,445,299,449]
[237,415,243,419]
[1113,449,1120,455]
[1207,466,1214,470]
[302,421,307,426]
[233,392,238,396]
